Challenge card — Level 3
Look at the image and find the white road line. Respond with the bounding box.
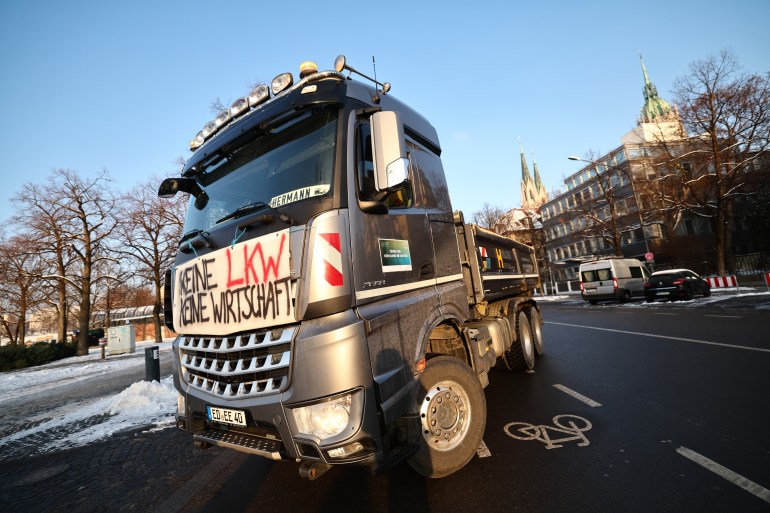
[553,384,602,407]
[546,321,770,353]
[704,315,742,318]
[477,439,492,458]
[653,313,677,316]
[677,446,770,504]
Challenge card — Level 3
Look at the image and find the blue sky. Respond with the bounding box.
[1,0,768,227]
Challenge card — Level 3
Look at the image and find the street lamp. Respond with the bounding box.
[567,155,651,258]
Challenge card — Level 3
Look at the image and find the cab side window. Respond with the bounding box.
[356,123,412,209]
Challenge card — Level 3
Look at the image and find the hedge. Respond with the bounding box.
[0,341,78,372]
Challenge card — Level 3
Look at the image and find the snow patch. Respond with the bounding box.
[0,376,177,453]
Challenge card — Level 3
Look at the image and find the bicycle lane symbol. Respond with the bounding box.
[504,415,592,449]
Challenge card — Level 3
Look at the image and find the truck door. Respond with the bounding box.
[349,121,435,303]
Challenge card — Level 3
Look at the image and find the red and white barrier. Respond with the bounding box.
[706,275,738,288]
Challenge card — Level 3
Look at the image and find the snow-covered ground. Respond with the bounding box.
[0,339,177,458]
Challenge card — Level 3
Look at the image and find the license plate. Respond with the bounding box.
[206,406,247,427]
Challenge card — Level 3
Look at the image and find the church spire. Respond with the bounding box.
[520,141,533,185]
[520,142,547,209]
[533,157,545,194]
[639,54,676,124]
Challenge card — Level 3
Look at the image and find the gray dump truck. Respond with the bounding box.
[159,55,543,479]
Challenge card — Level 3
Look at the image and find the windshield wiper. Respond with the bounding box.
[215,201,293,226]
[179,230,215,253]
[180,228,204,244]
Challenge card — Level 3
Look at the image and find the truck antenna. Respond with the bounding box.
[372,56,381,103]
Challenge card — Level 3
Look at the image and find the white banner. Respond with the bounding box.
[173,229,294,335]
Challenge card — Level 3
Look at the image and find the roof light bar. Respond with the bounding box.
[189,55,354,151]
[248,84,270,108]
[201,120,216,139]
[230,97,249,119]
[271,73,293,95]
[189,131,205,151]
[214,109,231,128]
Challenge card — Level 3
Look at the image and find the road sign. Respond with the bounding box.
[645,252,654,261]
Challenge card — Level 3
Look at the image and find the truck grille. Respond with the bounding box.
[178,326,295,399]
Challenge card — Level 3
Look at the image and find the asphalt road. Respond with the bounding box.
[2,296,769,513]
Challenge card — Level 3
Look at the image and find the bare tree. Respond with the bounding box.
[472,203,510,233]
[117,177,185,342]
[653,50,770,274]
[12,179,77,345]
[48,169,120,355]
[0,236,46,344]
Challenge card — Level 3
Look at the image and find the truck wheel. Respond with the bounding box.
[409,356,486,478]
[619,289,631,303]
[503,310,535,371]
[529,308,544,356]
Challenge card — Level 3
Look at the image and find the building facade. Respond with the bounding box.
[542,57,686,282]
[540,57,770,285]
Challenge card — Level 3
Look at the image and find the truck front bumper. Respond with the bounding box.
[172,309,383,467]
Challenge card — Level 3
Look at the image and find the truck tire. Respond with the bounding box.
[529,308,544,356]
[409,356,486,478]
[503,310,535,371]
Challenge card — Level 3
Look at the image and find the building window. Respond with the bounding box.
[616,198,627,215]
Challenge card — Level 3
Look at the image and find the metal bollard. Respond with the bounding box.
[99,337,108,360]
[145,346,160,382]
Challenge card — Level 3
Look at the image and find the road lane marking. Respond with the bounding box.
[704,315,742,318]
[677,446,770,503]
[553,384,602,407]
[652,313,677,316]
[477,439,492,458]
[504,415,592,449]
[546,321,770,353]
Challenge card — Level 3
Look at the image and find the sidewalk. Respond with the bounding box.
[0,424,226,513]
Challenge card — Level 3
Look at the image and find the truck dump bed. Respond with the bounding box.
[454,211,540,305]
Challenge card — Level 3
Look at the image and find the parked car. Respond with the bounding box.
[644,269,711,302]
[87,328,105,346]
[579,258,649,304]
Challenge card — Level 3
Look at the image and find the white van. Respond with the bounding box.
[579,258,648,304]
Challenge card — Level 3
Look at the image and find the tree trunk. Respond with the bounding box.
[17,291,28,346]
[153,280,163,343]
[77,275,91,356]
[724,199,734,273]
[714,206,726,276]
[57,279,68,346]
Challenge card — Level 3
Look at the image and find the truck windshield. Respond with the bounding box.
[182,105,338,233]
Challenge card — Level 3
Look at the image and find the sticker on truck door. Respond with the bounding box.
[379,239,412,272]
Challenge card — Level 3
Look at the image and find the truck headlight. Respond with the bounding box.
[290,392,353,441]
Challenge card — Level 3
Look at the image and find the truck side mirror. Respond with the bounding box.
[158,177,209,210]
[371,111,409,191]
